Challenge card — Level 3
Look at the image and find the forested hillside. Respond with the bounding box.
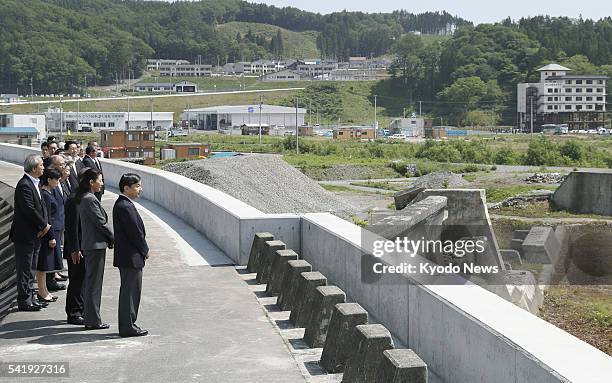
[0,0,467,93]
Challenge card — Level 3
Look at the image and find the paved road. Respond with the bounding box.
[0,88,305,106]
[0,160,306,383]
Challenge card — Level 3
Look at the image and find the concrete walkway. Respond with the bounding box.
[0,160,306,382]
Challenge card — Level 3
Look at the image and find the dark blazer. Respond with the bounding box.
[82,155,104,195]
[63,194,81,259]
[68,164,79,191]
[113,195,149,269]
[78,192,113,250]
[41,188,65,240]
[10,175,48,244]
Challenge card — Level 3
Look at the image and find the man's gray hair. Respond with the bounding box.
[23,154,42,173]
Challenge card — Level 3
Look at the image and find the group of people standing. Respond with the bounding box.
[9,137,150,337]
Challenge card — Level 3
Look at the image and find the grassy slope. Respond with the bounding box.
[216,21,320,59]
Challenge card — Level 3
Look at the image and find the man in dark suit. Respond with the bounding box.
[64,141,80,191]
[9,154,51,311]
[113,173,149,337]
[82,145,104,201]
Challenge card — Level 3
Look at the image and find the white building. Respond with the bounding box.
[262,69,306,81]
[45,108,173,132]
[517,64,607,131]
[0,113,46,140]
[181,104,306,130]
[159,63,212,77]
[389,117,428,137]
[134,82,174,92]
[147,59,190,71]
[295,59,338,77]
[0,94,19,103]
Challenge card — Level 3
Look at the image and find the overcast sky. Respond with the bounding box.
[165,1,611,24]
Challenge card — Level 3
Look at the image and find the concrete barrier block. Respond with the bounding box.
[501,249,522,265]
[522,226,560,264]
[320,303,368,373]
[266,249,298,295]
[512,230,530,241]
[277,260,311,311]
[375,349,428,383]
[342,324,394,383]
[256,240,286,284]
[303,286,346,348]
[247,232,274,273]
[510,239,524,254]
[289,271,327,327]
[394,186,427,210]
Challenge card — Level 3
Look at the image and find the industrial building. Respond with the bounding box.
[160,143,211,160]
[517,63,608,131]
[0,113,46,141]
[181,104,306,130]
[389,117,432,137]
[45,108,174,132]
[100,130,156,165]
[333,126,375,140]
[134,81,198,93]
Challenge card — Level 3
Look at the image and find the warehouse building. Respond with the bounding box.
[181,104,306,130]
[45,108,174,132]
[0,113,46,141]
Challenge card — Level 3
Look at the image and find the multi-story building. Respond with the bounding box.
[159,63,212,77]
[517,64,608,131]
[0,113,46,140]
[147,59,190,71]
[294,59,339,78]
[100,130,156,165]
[181,104,306,130]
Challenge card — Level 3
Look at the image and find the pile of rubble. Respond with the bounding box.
[162,154,357,218]
[524,173,566,184]
[410,171,469,189]
[488,189,554,210]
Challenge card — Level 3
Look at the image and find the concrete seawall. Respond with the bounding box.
[1,142,611,383]
[552,171,612,216]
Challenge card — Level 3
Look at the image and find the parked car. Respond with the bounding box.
[597,127,609,135]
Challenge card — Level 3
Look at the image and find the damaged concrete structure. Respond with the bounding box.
[552,171,612,216]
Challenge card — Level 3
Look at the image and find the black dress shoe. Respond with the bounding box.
[33,300,48,308]
[85,323,111,330]
[48,282,66,291]
[18,304,41,312]
[120,329,148,337]
[67,316,85,325]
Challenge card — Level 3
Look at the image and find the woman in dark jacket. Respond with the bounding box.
[37,168,65,302]
[77,168,114,329]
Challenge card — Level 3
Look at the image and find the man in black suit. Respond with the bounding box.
[82,145,104,201]
[113,173,149,337]
[9,154,51,311]
[64,141,80,191]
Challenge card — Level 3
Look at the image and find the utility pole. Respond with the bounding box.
[59,97,63,141]
[309,99,312,127]
[259,95,263,144]
[150,98,153,131]
[419,100,422,117]
[295,97,299,155]
[30,77,33,102]
[127,95,130,130]
[77,97,80,133]
[84,74,87,97]
[187,104,191,135]
[373,94,378,139]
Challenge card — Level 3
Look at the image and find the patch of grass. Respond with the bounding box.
[486,185,558,203]
[351,215,369,227]
[496,201,611,219]
[350,181,404,191]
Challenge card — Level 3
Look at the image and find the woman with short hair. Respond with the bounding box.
[37,168,65,302]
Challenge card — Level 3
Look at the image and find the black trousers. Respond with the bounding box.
[14,241,40,307]
[65,255,86,320]
[118,267,143,335]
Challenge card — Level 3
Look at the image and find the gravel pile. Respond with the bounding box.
[524,173,566,184]
[163,154,357,218]
[410,171,469,189]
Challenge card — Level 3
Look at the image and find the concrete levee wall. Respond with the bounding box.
[301,212,612,383]
[2,143,611,382]
[552,171,612,216]
[0,143,300,264]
